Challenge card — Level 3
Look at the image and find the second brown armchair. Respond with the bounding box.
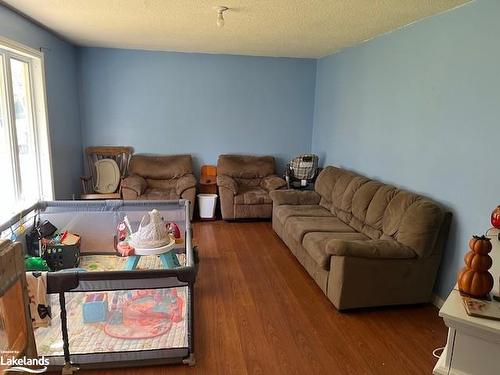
[217,155,287,220]
[121,154,197,219]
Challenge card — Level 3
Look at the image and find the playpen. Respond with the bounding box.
[0,200,197,373]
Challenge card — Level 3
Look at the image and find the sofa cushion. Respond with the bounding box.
[302,232,369,270]
[326,239,416,259]
[129,154,193,179]
[145,178,177,190]
[382,191,420,238]
[217,174,238,195]
[350,180,382,233]
[396,199,445,258]
[350,182,399,239]
[218,155,276,179]
[121,174,147,195]
[274,205,332,226]
[234,204,273,219]
[285,216,355,243]
[261,175,287,192]
[234,186,272,205]
[176,174,197,195]
[314,166,340,211]
[334,175,369,223]
[236,177,262,187]
[331,170,358,217]
[365,185,398,229]
[140,188,179,200]
[270,190,321,206]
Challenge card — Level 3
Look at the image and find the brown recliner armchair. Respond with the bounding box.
[217,155,286,220]
[121,154,197,219]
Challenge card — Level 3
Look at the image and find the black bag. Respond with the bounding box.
[37,220,57,239]
[26,219,57,256]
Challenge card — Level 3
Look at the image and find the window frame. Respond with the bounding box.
[0,36,54,212]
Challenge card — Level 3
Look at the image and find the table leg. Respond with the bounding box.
[125,255,140,270]
[160,252,181,269]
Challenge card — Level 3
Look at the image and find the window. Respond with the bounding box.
[0,38,52,221]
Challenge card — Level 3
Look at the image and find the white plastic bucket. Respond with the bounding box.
[197,194,218,219]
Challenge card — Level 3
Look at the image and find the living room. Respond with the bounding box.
[0,1,499,374]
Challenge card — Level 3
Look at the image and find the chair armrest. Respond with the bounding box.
[122,174,147,196]
[176,174,197,195]
[269,190,321,206]
[260,175,287,192]
[80,176,92,194]
[217,174,238,195]
[326,239,417,259]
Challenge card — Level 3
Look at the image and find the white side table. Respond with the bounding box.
[433,229,500,375]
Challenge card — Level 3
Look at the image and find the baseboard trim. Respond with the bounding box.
[432,293,445,309]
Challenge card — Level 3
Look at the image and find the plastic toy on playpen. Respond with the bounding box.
[285,154,320,188]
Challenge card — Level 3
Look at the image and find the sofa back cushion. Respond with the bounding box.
[314,166,339,211]
[334,174,369,224]
[129,154,193,180]
[362,185,399,239]
[349,182,399,240]
[217,155,276,180]
[313,166,446,258]
[382,192,445,258]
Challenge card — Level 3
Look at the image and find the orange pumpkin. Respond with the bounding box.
[464,251,493,272]
[457,268,494,298]
[468,235,492,255]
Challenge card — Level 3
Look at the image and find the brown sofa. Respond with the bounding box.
[217,155,287,220]
[122,154,197,219]
[270,166,450,310]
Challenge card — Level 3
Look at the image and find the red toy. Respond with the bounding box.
[167,222,182,244]
[491,205,500,229]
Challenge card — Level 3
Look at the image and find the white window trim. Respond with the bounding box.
[0,36,54,202]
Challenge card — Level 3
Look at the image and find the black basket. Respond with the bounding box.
[42,239,80,271]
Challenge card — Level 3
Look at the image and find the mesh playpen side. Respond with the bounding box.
[44,263,196,371]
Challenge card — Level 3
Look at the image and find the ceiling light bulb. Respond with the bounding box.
[215,6,228,28]
[217,12,225,27]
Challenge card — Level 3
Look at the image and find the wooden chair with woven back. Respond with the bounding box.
[80,146,133,199]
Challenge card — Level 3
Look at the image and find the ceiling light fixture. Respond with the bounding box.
[215,6,229,28]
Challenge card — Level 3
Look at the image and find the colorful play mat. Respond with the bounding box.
[34,287,188,356]
[104,289,183,339]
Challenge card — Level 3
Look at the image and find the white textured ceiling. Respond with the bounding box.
[3,0,471,58]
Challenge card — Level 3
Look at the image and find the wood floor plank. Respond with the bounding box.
[248,223,375,375]
[232,223,324,375]
[60,221,446,375]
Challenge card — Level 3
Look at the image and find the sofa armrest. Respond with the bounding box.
[260,175,287,192]
[122,175,147,197]
[217,174,238,195]
[326,239,417,259]
[269,190,321,206]
[176,174,197,195]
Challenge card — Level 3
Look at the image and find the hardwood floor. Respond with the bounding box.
[76,221,446,375]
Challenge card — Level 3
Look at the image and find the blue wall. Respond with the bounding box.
[78,48,316,173]
[0,5,82,199]
[312,0,498,299]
